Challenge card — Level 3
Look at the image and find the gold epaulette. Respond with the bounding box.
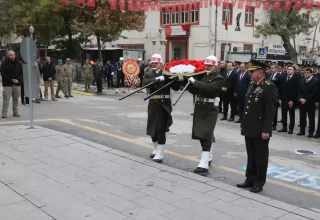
[265,80,271,85]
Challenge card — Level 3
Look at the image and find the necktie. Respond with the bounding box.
[240,72,245,80]
[286,76,289,82]
[227,71,231,77]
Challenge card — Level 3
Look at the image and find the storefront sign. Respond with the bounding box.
[165,25,190,37]
[268,44,286,55]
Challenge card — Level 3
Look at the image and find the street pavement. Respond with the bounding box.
[0,125,320,220]
[0,85,320,217]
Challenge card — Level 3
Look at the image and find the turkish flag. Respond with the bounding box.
[157,0,162,11]
[199,0,204,7]
[238,0,244,8]
[172,2,177,11]
[305,0,313,9]
[246,0,252,8]
[232,0,236,6]
[120,0,125,10]
[143,0,148,11]
[188,0,193,9]
[136,0,141,12]
[194,1,199,9]
[77,0,85,4]
[255,0,261,7]
[150,0,156,10]
[204,0,208,7]
[178,1,183,10]
[294,0,302,10]
[263,0,270,10]
[215,0,221,6]
[284,0,292,10]
[165,1,170,12]
[61,0,69,2]
[273,0,281,10]
[88,0,95,7]
[110,0,117,10]
[128,0,134,11]
[316,0,320,8]
[183,2,188,10]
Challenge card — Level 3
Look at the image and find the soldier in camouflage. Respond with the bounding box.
[82,59,93,91]
[55,59,68,98]
[64,58,73,97]
[34,57,41,103]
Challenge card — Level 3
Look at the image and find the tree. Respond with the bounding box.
[254,4,316,64]
[0,0,14,43]
[72,1,146,61]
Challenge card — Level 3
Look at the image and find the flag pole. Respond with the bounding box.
[225,5,229,61]
[208,2,212,54]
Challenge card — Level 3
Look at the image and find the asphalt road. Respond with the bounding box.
[1,88,320,214]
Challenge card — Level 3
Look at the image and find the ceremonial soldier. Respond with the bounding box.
[64,58,73,97]
[82,59,93,91]
[187,55,225,175]
[236,60,277,193]
[142,54,180,163]
[55,59,68,98]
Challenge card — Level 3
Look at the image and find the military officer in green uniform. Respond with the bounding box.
[142,53,180,163]
[236,60,278,193]
[64,58,73,97]
[82,59,93,91]
[187,55,225,175]
[55,59,68,98]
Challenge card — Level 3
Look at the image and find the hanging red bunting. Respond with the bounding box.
[172,2,177,11]
[88,0,95,7]
[222,1,228,7]
[194,1,199,9]
[157,0,162,11]
[263,0,270,10]
[61,0,69,2]
[77,0,85,4]
[231,0,236,6]
[128,0,134,11]
[246,0,252,8]
[183,1,188,10]
[294,0,302,10]
[110,0,117,10]
[143,0,149,11]
[136,0,141,12]
[120,0,125,10]
[215,0,221,6]
[199,0,204,8]
[165,1,170,12]
[204,0,208,7]
[273,0,281,10]
[316,0,320,8]
[238,0,244,8]
[150,0,155,10]
[188,0,193,9]
[178,1,183,10]
[284,0,292,10]
[305,0,313,9]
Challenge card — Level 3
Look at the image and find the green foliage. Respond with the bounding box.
[0,0,14,38]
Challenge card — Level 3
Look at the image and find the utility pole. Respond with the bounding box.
[208,3,212,54]
[311,16,320,64]
[214,3,218,56]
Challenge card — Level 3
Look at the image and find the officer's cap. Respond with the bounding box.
[247,59,269,71]
[58,59,62,63]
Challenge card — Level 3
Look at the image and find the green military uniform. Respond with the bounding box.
[64,63,73,96]
[34,61,41,99]
[55,64,67,97]
[237,60,278,193]
[82,64,93,91]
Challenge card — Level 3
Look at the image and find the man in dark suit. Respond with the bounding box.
[237,60,277,193]
[218,61,227,113]
[234,63,250,123]
[269,64,284,131]
[297,68,318,137]
[221,61,237,121]
[278,66,300,134]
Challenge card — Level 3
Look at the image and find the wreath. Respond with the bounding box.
[163,59,206,79]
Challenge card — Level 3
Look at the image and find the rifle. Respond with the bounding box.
[144,78,178,101]
[173,81,190,106]
[119,81,157,100]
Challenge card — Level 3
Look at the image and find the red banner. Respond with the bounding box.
[128,0,134,11]
[305,0,313,9]
[246,0,252,8]
[189,0,193,9]
[255,0,261,8]
[136,0,141,12]
[143,0,148,11]
[172,2,177,11]
[150,0,156,10]
[238,0,244,8]
[199,0,204,7]
[88,0,95,7]
[204,0,208,7]
[183,1,188,10]
[77,0,85,4]
[317,0,320,8]
[178,1,183,10]
[294,0,302,10]
[284,0,292,10]
[263,0,270,10]
[215,0,221,6]
[110,0,117,10]
[157,0,162,11]
[194,1,199,9]
[232,0,236,6]
[165,1,170,12]
[273,0,281,10]
[120,0,125,10]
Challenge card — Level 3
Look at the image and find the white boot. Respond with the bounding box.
[150,142,158,158]
[194,152,210,174]
[208,147,214,165]
[153,144,165,163]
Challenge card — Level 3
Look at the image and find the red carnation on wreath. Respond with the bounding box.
[164,59,206,74]
[124,76,141,89]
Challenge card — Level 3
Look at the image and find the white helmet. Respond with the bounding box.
[138,58,142,61]
[150,54,162,63]
[204,55,218,66]
[120,57,124,61]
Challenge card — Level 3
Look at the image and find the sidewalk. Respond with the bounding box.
[0,125,319,220]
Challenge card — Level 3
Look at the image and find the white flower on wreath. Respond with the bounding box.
[169,64,196,74]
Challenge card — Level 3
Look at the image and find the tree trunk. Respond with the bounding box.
[282,35,298,64]
[96,34,103,62]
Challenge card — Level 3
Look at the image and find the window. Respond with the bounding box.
[181,11,189,23]
[171,11,179,24]
[243,44,253,53]
[221,43,231,61]
[245,7,254,26]
[190,9,199,23]
[162,9,170,25]
[302,13,309,22]
[299,46,307,53]
[222,3,232,24]
[173,48,181,59]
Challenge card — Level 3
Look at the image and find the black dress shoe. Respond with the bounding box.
[227,117,235,122]
[250,186,263,193]
[313,134,320,138]
[69,95,73,97]
[150,154,155,158]
[153,159,163,163]
[297,132,305,136]
[235,120,241,123]
[55,95,62,98]
[288,130,293,134]
[21,102,26,105]
[220,116,227,120]
[236,181,254,188]
[194,167,208,175]
[307,133,313,138]
[278,128,287,132]
[272,126,277,131]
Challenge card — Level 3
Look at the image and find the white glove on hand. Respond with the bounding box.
[156,76,165,81]
[188,77,195,84]
[111,72,114,76]
[214,97,220,107]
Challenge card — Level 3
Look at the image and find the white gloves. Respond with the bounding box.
[188,77,195,83]
[156,76,165,81]
[214,97,220,107]
[111,72,114,75]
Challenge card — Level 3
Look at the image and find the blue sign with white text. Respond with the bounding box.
[258,48,265,55]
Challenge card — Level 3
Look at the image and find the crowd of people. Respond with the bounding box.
[217,60,320,138]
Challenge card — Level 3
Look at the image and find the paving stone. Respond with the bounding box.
[68,143,113,159]
[141,177,181,192]
[0,182,25,206]
[133,164,162,175]
[111,157,143,168]
[24,194,46,208]
[171,198,238,220]
[171,187,218,204]
[292,208,320,220]
[108,149,132,157]
[138,185,183,203]
[162,209,206,220]
[48,135,77,145]
[2,150,41,165]
[173,178,215,193]
[0,200,53,220]
[51,152,98,169]
[62,145,103,161]
[10,144,44,154]
[86,142,113,151]
[66,181,138,212]
[155,171,186,182]
[236,190,272,203]
[277,213,309,220]
[26,163,51,170]
[94,180,146,200]
[36,137,66,147]
[231,197,288,219]
[133,196,178,215]
[265,199,299,212]
[0,140,25,147]
[207,189,241,202]
[122,207,170,220]
[0,144,16,153]
[171,169,211,183]
[206,180,242,193]
[36,156,69,167]
[207,200,265,220]
[125,155,153,164]
[36,167,78,184]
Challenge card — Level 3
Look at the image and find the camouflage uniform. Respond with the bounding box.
[55,64,66,97]
[82,64,93,91]
[34,61,41,99]
[64,63,73,96]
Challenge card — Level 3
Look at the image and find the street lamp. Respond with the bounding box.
[152,40,156,45]
[29,25,34,40]
[158,28,163,34]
